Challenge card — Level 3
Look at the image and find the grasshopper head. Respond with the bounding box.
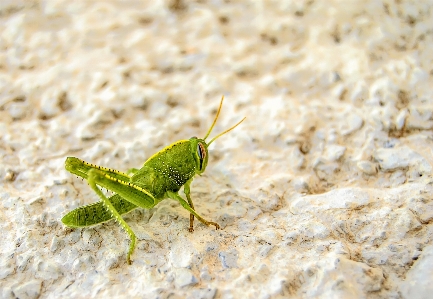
[190,96,245,175]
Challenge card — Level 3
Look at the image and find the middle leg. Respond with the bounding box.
[166,190,220,230]
[184,179,195,232]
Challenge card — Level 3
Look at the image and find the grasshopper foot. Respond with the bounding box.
[188,227,194,232]
[209,222,220,230]
[127,249,133,265]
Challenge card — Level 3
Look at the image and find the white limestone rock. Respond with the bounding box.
[1,1,433,298]
[174,268,198,288]
[374,145,432,173]
[10,280,42,299]
[291,188,370,213]
[400,245,433,299]
[302,255,384,298]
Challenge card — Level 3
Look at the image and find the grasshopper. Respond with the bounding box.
[61,96,245,264]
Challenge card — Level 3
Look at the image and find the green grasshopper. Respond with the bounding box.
[61,96,245,264]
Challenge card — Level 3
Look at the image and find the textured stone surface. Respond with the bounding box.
[1,0,433,298]
[400,245,433,299]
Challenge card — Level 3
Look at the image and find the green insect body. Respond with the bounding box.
[62,96,245,264]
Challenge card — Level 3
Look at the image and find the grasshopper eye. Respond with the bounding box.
[197,142,206,161]
[197,142,207,170]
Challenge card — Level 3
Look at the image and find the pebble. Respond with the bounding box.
[187,288,217,299]
[357,160,377,175]
[174,268,198,288]
[323,144,346,162]
[302,255,383,298]
[11,280,42,299]
[219,249,239,269]
[374,145,432,173]
[341,113,364,135]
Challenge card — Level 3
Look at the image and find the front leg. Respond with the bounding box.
[166,190,220,230]
[184,179,195,232]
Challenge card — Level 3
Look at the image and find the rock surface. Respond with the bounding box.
[1,1,432,298]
